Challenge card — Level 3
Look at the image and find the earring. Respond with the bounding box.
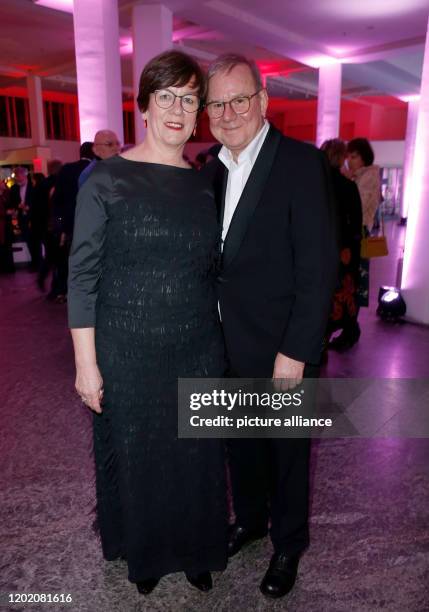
[144,118,148,128]
[192,125,197,137]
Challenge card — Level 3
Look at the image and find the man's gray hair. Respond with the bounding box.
[15,166,28,175]
[207,54,263,91]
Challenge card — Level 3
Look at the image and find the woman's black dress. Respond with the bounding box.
[327,167,363,334]
[68,156,228,582]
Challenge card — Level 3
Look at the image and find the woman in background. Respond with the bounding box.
[345,138,381,235]
[343,137,382,340]
[68,50,227,596]
[321,139,363,350]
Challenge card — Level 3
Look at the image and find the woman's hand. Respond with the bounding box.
[75,364,104,414]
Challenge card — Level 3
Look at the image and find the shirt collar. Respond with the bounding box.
[218,120,269,169]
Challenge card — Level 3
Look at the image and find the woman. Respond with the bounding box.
[344,137,382,326]
[68,50,227,595]
[321,139,363,350]
[345,138,381,234]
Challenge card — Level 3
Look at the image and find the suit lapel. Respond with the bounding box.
[213,162,228,226]
[222,126,281,271]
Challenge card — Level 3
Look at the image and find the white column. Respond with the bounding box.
[132,4,173,144]
[73,0,124,144]
[401,16,429,324]
[27,73,46,146]
[316,63,342,147]
[400,99,420,221]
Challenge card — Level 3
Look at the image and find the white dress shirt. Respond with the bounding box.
[19,182,27,204]
[218,120,270,245]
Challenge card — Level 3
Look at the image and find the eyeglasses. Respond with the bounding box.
[154,89,200,113]
[96,141,121,147]
[205,90,263,118]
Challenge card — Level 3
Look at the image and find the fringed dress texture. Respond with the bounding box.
[68,157,228,582]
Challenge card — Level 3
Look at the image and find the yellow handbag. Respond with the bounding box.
[360,221,388,258]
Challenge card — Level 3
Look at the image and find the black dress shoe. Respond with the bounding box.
[185,571,212,592]
[260,552,300,599]
[136,578,159,595]
[228,524,267,557]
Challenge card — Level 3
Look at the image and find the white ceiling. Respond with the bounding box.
[0,0,427,100]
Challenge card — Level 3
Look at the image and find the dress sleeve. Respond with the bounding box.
[357,167,381,231]
[67,163,111,328]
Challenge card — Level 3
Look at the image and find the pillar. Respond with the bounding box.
[401,16,429,324]
[316,63,342,147]
[72,0,124,144]
[132,4,173,144]
[27,74,46,146]
[400,98,420,221]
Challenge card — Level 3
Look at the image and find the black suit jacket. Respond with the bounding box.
[51,159,90,237]
[9,181,34,232]
[9,181,33,209]
[203,125,339,377]
[330,168,362,248]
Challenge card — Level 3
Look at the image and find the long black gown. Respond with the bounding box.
[68,156,228,582]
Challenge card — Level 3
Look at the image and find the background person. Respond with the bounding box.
[344,137,382,311]
[78,129,121,188]
[49,142,94,302]
[0,181,15,273]
[32,159,63,292]
[321,139,363,351]
[9,167,35,269]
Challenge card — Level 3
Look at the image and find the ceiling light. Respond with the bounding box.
[34,0,73,13]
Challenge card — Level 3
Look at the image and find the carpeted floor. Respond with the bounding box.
[1,221,428,611]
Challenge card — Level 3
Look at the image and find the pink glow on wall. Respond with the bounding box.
[401,16,429,324]
[34,0,73,12]
[302,55,341,69]
[120,37,133,55]
[400,99,420,219]
[399,95,421,103]
[73,0,124,143]
[32,158,43,173]
[316,63,342,146]
[323,0,429,18]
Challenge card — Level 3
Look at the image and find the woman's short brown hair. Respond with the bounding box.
[346,137,375,166]
[320,138,347,169]
[137,50,206,112]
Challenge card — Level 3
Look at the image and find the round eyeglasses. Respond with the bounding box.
[205,90,263,119]
[154,89,200,113]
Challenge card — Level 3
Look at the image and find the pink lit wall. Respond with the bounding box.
[1,86,410,145]
[401,16,429,324]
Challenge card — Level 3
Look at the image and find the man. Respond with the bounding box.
[49,142,94,301]
[32,159,63,290]
[9,167,35,268]
[203,55,338,599]
[78,129,121,187]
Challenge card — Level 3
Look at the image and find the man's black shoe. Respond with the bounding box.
[259,552,300,599]
[185,571,212,592]
[227,524,267,557]
[136,578,159,595]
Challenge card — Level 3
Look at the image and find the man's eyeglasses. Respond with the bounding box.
[97,141,121,147]
[154,89,200,113]
[205,90,263,119]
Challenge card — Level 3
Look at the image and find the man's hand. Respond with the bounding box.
[272,352,305,390]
